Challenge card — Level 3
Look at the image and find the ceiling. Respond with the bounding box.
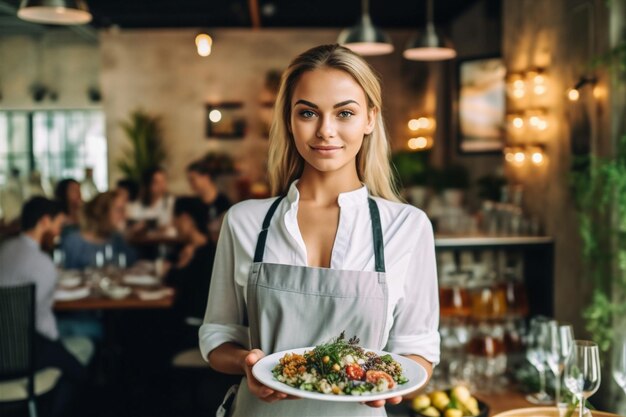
[0,0,500,35]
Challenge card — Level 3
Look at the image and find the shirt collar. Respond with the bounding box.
[20,233,41,250]
[285,180,369,208]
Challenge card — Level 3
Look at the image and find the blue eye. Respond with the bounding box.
[299,110,316,119]
[338,110,354,118]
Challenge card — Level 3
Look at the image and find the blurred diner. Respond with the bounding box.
[60,190,136,270]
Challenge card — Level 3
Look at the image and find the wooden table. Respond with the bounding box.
[54,290,175,311]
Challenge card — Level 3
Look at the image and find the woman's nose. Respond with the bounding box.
[316,115,336,139]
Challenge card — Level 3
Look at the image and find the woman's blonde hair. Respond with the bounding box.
[81,191,120,239]
[267,44,400,201]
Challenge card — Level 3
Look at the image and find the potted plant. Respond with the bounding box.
[391,151,431,207]
[116,110,166,183]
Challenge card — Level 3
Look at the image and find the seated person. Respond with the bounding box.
[186,159,232,241]
[61,190,136,269]
[54,178,83,235]
[164,197,215,349]
[129,167,175,231]
[0,197,91,417]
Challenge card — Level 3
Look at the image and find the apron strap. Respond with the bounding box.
[368,198,386,273]
[253,196,285,263]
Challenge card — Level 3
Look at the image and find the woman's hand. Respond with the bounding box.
[243,349,299,403]
[363,396,403,408]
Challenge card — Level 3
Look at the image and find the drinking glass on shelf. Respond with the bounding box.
[564,340,601,417]
[544,321,574,407]
[467,321,507,392]
[525,316,553,404]
[612,328,626,395]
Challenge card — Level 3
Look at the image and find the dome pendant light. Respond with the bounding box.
[17,0,92,25]
[338,0,394,56]
[403,0,456,61]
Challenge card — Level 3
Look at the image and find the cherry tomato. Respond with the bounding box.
[365,370,396,389]
[345,364,365,380]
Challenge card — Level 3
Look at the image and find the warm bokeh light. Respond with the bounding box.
[209,109,222,123]
[195,33,213,57]
[408,119,420,131]
[531,151,544,165]
[567,88,580,101]
[514,151,526,164]
[505,151,515,163]
[512,116,524,129]
[417,117,432,129]
[408,136,432,151]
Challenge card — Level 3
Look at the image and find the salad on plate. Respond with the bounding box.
[271,332,409,396]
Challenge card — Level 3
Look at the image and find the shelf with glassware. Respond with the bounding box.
[432,235,554,398]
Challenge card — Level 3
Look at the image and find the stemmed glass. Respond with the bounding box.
[564,340,601,417]
[525,316,553,404]
[613,328,626,395]
[544,321,574,407]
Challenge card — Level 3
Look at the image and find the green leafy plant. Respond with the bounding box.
[391,151,431,187]
[572,135,626,351]
[572,35,626,352]
[116,110,166,182]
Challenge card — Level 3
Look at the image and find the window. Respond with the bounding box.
[0,110,108,190]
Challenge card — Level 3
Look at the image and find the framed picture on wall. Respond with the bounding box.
[457,55,506,154]
[206,102,246,139]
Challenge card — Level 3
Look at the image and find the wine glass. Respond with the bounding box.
[544,321,574,407]
[564,340,601,417]
[525,316,553,404]
[613,328,626,395]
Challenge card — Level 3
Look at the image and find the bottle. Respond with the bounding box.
[80,167,99,201]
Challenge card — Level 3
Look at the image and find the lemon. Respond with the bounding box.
[412,394,431,411]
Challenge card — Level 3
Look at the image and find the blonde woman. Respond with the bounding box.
[61,190,135,269]
[200,44,439,417]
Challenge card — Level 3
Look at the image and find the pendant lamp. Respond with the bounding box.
[17,0,92,25]
[337,0,393,56]
[403,0,456,61]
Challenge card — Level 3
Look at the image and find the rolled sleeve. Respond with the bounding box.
[385,212,440,365]
[199,211,249,363]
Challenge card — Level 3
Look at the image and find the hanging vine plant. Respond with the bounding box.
[572,38,626,352]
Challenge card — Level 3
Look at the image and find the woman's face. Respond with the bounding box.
[67,182,82,208]
[289,68,376,175]
[151,171,168,198]
[187,171,210,195]
[109,195,127,231]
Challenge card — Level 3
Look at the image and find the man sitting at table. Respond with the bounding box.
[0,197,92,417]
[186,159,232,242]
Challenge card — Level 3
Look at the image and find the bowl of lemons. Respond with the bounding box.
[411,386,489,417]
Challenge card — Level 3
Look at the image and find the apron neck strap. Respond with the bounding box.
[253,196,285,263]
[368,198,385,273]
[252,195,386,272]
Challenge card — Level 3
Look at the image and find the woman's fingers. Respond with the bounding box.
[363,396,402,408]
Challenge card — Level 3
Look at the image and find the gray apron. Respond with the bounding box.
[224,196,390,417]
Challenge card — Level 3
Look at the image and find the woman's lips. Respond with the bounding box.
[310,145,343,153]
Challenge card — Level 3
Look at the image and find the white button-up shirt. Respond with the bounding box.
[200,182,440,364]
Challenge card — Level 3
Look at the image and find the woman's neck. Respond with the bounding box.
[81,230,107,244]
[201,183,218,204]
[297,164,361,207]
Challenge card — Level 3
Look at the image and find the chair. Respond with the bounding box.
[0,284,61,417]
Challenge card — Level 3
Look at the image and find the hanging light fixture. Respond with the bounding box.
[337,0,393,56]
[403,0,456,61]
[17,0,92,25]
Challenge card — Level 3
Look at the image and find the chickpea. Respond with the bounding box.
[332,363,341,372]
[323,356,330,364]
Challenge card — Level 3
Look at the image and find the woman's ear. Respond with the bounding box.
[365,107,378,135]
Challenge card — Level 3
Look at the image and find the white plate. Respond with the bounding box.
[54,287,90,301]
[123,274,159,286]
[251,347,428,402]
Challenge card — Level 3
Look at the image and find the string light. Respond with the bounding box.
[195,33,213,57]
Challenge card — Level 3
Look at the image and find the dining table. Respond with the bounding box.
[53,263,175,311]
